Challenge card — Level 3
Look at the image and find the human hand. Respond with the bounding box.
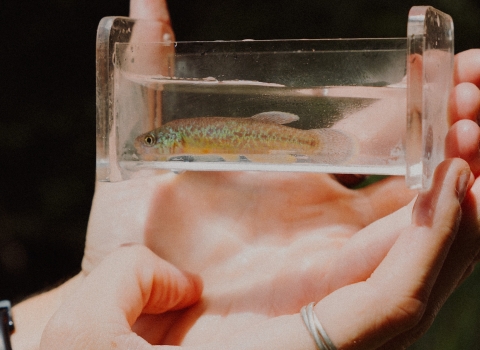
[195,158,476,350]
[443,50,480,305]
[83,0,480,345]
[47,159,477,350]
[40,245,202,350]
[446,49,480,174]
[83,160,417,341]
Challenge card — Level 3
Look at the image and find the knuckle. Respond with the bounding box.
[385,295,427,332]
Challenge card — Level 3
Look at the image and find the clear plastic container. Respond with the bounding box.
[96,6,453,189]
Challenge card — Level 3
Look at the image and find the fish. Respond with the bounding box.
[134,111,354,163]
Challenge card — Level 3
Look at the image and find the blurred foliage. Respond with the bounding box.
[0,0,479,348]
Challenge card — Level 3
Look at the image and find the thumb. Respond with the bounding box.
[130,0,172,23]
[358,175,416,222]
[40,245,202,350]
[311,158,472,350]
[127,0,175,90]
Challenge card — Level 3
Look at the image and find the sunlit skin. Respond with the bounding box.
[9,0,480,347]
[42,160,474,350]
[81,46,480,349]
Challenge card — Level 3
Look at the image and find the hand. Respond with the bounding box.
[200,158,476,350]
[83,162,416,341]
[446,49,480,174]
[82,0,480,346]
[443,51,480,316]
[42,159,476,350]
[84,0,413,342]
[40,245,202,350]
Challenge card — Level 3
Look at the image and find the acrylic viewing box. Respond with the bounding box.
[96,6,454,189]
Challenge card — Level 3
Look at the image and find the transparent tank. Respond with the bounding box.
[96,6,454,189]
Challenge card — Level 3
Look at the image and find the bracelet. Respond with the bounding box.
[0,300,14,350]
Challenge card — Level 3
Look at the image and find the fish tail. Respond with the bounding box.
[311,129,357,163]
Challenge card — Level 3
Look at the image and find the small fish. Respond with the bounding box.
[134,111,354,162]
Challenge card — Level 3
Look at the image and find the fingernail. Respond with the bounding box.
[456,169,470,202]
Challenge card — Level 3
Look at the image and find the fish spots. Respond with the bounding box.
[134,112,352,161]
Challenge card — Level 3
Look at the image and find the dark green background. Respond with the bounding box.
[1,1,479,348]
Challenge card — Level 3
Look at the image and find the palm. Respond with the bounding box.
[83,170,414,345]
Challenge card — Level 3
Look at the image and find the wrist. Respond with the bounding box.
[10,273,84,350]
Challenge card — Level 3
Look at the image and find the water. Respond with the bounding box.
[112,75,407,181]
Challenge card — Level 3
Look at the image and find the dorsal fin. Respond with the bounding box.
[250,111,300,124]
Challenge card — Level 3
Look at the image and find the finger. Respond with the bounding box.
[129,0,174,42]
[323,201,413,294]
[445,119,480,175]
[358,175,416,222]
[128,0,175,126]
[379,180,480,349]
[130,0,171,23]
[201,161,472,350]
[312,158,471,349]
[448,82,480,124]
[325,168,461,299]
[454,49,480,87]
[84,245,201,321]
[82,173,176,274]
[41,245,202,350]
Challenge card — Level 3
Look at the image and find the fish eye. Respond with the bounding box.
[143,134,156,146]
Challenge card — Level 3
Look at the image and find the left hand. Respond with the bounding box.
[40,245,202,350]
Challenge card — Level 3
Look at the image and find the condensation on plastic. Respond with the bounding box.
[96,7,453,189]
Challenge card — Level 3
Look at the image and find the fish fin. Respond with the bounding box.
[310,129,357,163]
[241,154,298,164]
[168,155,227,162]
[238,155,252,163]
[250,111,299,124]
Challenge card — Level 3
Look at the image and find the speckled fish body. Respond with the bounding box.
[135,112,353,161]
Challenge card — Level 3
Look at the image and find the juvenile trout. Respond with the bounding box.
[134,111,354,162]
